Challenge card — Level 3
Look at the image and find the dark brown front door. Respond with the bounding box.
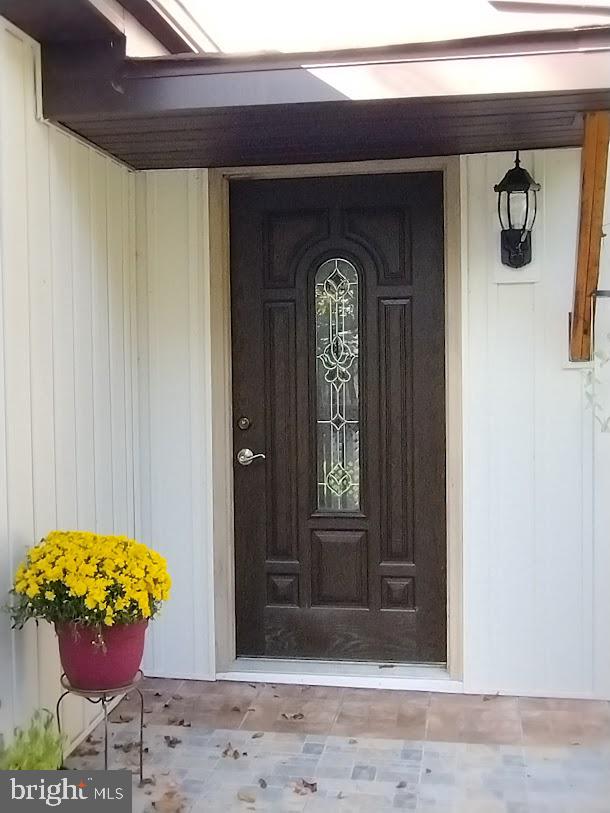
[230,172,446,663]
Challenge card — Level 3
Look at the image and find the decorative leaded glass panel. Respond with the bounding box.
[315,258,360,511]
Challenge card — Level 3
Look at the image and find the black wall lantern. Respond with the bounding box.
[494,151,541,268]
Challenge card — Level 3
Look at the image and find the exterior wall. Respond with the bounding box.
[135,171,216,679]
[0,20,136,743]
[135,152,610,699]
[462,149,610,698]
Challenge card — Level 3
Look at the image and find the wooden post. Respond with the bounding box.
[570,111,610,362]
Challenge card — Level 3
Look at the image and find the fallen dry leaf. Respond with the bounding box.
[378,664,395,670]
[86,735,102,745]
[348,738,358,745]
[293,779,317,796]
[167,717,191,727]
[171,694,183,701]
[232,749,240,760]
[396,780,407,789]
[251,732,264,739]
[151,787,187,813]
[154,692,162,697]
[116,714,134,723]
[222,742,234,757]
[231,705,241,713]
[139,777,156,788]
[236,790,256,804]
[77,746,100,757]
[258,778,267,789]
[163,736,181,749]
[281,712,305,720]
[113,742,137,753]
[337,791,346,800]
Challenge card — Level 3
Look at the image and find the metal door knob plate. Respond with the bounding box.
[237,448,266,466]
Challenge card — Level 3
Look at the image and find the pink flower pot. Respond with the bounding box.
[55,620,148,690]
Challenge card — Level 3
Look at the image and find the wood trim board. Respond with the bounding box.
[570,111,610,361]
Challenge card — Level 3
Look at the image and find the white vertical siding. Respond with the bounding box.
[0,20,136,743]
[135,171,215,680]
[462,149,610,698]
[591,164,610,699]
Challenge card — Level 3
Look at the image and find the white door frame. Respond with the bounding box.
[206,156,464,690]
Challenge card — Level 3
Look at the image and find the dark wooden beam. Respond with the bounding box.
[41,25,610,120]
[0,0,123,43]
[570,111,610,361]
[119,0,197,54]
[123,24,610,77]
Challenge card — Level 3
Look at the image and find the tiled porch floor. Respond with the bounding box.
[66,677,610,812]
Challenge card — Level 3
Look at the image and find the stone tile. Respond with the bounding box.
[393,791,418,809]
[317,751,355,766]
[314,763,355,780]
[303,742,325,755]
[401,746,424,762]
[431,692,518,709]
[521,709,610,746]
[375,762,420,785]
[351,764,377,781]
[518,697,609,715]
[427,705,522,746]
[341,689,429,707]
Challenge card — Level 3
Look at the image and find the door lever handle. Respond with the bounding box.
[237,448,266,466]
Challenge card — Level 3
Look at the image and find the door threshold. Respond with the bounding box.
[216,658,463,692]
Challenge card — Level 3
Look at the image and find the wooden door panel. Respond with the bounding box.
[310,530,368,607]
[263,210,330,288]
[344,207,412,286]
[378,298,414,564]
[264,607,419,662]
[231,173,446,663]
[263,301,298,561]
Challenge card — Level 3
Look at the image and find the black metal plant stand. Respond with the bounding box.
[56,669,145,782]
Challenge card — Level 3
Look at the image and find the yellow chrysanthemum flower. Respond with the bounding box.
[11,531,171,627]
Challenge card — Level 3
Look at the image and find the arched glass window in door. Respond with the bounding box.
[315,258,360,511]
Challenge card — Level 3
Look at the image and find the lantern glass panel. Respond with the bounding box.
[508,191,528,230]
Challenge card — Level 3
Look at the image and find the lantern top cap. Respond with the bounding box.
[494,151,541,194]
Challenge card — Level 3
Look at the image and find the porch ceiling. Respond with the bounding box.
[54,91,610,169]
[42,24,610,168]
